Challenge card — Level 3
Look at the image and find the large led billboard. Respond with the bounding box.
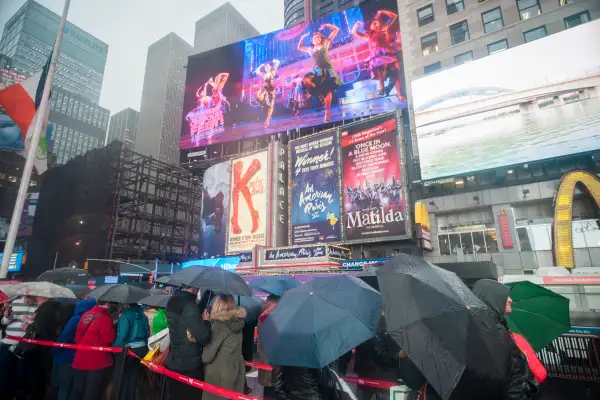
[413,20,600,181]
[181,0,407,150]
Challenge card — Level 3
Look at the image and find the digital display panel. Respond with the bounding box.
[181,0,407,150]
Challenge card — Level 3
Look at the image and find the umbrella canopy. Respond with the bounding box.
[357,271,378,290]
[139,294,171,308]
[259,275,381,369]
[0,289,15,304]
[2,282,76,299]
[506,281,571,352]
[89,284,148,304]
[248,276,300,296]
[156,266,251,296]
[64,285,93,299]
[236,296,264,322]
[377,254,513,400]
[37,267,92,284]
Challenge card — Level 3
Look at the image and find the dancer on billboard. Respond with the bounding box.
[255,59,280,128]
[208,72,230,111]
[298,23,342,123]
[284,69,313,116]
[230,159,262,234]
[352,10,404,101]
[196,83,212,111]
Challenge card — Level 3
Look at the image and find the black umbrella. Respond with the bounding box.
[357,270,378,290]
[37,267,92,284]
[138,294,171,308]
[259,275,381,368]
[376,254,513,400]
[156,266,251,296]
[89,284,148,304]
[64,284,93,298]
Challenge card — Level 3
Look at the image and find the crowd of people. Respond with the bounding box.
[0,276,549,400]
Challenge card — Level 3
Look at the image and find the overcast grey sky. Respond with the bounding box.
[0,0,284,114]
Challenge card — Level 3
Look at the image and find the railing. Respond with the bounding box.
[538,334,600,382]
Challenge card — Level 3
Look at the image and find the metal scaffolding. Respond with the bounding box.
[108,147,202,262]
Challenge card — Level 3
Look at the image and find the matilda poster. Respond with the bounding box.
[341,115,408,242]
[200,162,230,258]
[227,151,269,253]
[289,130,342,245]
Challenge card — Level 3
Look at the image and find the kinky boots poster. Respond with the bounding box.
[227,151,269,253]
[341,114,410,243]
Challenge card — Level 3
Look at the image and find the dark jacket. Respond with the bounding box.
[473,279,538,400]
[399,355,442,400]
[202,307,247,400]
[354,317,399,381]
[54,298,96,364]
[165,290,211,372]
[257,303,276,387]
[274,365,353,400]
[113,304,150,348]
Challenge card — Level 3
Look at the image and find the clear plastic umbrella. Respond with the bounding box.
[2,282,76,299]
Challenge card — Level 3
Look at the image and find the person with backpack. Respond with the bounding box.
[71,301,117,400]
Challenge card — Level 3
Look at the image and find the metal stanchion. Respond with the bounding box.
[113,345,129,400]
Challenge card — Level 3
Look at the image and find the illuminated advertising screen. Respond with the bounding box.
[182,256,240,271]
[181,0,407,150]
[341,113,410,242]
[289,129,342,245]
[200,162,230,258]
[226,151,269,253]
[413,20,600,181]
[0,251,24,272]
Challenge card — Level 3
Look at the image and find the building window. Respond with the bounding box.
[482,8,504,34]
[417,4,435,26]
[446,0,465,15]
[516,0,541,21]
[524,26,547,42]
[438,229,499,255]
[488,39,509,54]
[450,20,470,45]
[421,32,439,56]
[564,11,591,29]
[454,51,473,65]
[424,62,441,75]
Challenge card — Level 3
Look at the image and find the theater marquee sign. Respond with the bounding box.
[553,170,600,269]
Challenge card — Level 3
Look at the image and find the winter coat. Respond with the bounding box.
[354,317,399,381]
[73,305,116,371]
[399,355,442,400]
[473,279,538,400]
[165,290,211,372]
[54,298,96,364]
[274,365,354,400]
[152,308,168,335]
[113,304,150,348]
[257,303,276,387]
[202,307,247,400]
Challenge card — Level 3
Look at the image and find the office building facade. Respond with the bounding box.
[284,0,369,27]
[398,0,600,81]
[193,2,260,54]
[107,108,138,150]
[49,87,110,165]
[136,33,192,165]
[0,1,110,165]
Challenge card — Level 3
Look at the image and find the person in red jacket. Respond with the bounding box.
[71,301,117,400]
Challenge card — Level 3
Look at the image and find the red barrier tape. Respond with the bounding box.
[244,360,273,371]
[341,376,396,389]
[5,335,123,353]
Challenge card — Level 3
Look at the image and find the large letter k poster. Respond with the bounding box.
[227,151,269,253]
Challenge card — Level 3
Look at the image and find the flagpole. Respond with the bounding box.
[0,0,71,278]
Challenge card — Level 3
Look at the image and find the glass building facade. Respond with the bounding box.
[0,0,110,165]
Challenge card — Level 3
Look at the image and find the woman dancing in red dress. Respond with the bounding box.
[352,10,405,102]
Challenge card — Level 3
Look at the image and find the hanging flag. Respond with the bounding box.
[0,53,52,174]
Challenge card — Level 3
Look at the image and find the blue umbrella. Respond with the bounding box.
[249,276,300,296]
[259,275,381,368]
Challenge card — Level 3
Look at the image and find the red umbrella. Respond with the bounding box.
[0,289,13,304]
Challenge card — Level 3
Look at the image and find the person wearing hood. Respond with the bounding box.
[202,294,247,400]
[472,279,542,400]
[112,303,150,400]
[51,298,96,400]
[257,294,279,398]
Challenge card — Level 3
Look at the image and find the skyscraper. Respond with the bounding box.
[0,0,110,165]
[135,33,192,165]
[284,0,368,27]
[106,108,139,151]
[193,2,260,54]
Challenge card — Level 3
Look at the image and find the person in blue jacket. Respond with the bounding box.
[112,303,150,400]
[51,298,96,400]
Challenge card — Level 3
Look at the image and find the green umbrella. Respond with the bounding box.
[506,281,571,352]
